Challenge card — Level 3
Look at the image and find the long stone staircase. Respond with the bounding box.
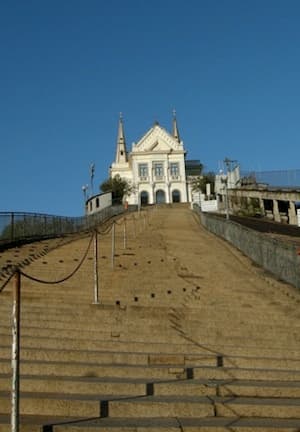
[0,207,300,431]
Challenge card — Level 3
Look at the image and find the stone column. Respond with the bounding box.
[150,183,154,205]
[259,198,265,216]
[166,182,171,204]
[273,200,281,222]
[288,201,297,225]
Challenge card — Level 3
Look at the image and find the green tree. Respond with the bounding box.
[100,175,135,204]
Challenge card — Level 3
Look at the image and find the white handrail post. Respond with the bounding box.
[123,218,127,250]
[11,268,20,432]
[93,231,99,304]
[133,216,136,238]
[111,222,115,269]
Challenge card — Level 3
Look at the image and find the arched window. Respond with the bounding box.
[156,189,166,204]
[172,190,181,203]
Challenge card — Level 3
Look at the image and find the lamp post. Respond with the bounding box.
[82,185,88,212]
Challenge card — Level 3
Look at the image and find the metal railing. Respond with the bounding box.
[0,205,125,248]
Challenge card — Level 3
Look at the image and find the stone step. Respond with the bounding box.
[49,416,300,432]
[0,373,150,395]
[0,392,214,418]
[193,365,300,381]
[2,373,300,398]
[0,334,203,354]
[154,378,300,398]
[213,395,300,418]
[0,359,188,380]
[1,344,300,372]
[1,302,294,320]
[2,310,299,334]
[26,394,299,419]
[0,392,98,417]
[1,414,300,432]
[3,391,298,420]
[222,354,300,370]
[0,346,217,367]
[1,305,297,333]
[1,325,298,350]
[0,326,187,344]
[0,415,84,432]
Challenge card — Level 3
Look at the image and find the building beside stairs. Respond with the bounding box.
[110,113,192,206]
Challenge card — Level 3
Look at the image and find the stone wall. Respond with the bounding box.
[197,210,300,290]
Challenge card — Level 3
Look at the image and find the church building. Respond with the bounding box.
[110,113,190,206]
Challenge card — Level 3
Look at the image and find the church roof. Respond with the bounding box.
[132,122,184,154]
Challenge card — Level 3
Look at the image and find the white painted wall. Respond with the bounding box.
[86,192,112,215]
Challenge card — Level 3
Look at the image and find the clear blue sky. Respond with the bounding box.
[1,0,300,216]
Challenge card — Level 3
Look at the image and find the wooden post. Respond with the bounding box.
[11,268,20,432]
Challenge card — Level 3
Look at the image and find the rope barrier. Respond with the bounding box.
[96,223,114,235]
[0,210,148,293]
[20,233,94,285]
[0,271,15,294]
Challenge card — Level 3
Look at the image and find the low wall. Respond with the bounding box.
[196,210,300,290]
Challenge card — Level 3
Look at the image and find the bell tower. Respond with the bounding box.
[115,112,128,164]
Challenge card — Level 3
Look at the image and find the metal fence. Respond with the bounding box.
[241,169,300,188]
[194,205,300,290]
[0,205,126,248]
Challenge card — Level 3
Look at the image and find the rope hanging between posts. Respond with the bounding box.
[0,271,15,294]
[20,233,94,285]
[96,223,114,236]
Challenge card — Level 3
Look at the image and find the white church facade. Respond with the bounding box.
[110,114,191,206]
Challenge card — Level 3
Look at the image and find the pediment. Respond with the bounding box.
[132,124,183,153]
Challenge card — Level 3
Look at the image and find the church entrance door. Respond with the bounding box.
[172,189,181,203]
[156,189,166,204]
[140,191,149,206]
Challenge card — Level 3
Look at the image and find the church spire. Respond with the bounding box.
[172,109,180,142]
[115,112,128,164]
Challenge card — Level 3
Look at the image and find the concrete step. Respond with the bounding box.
[193,365,300,381]
[4,392,297,422]
[0,414,82,432]
[154,378,300,398]
[2,311,299,335]
[213,395,300,418]
[50,416,300,432]
[1,343,300,372]
[2,373,300,399]
[33,394,298,419]
[1,325,299,350]
[0,334,202,354]
[0,392,214,418]
[0,346,218,367]
[0,359,188,380]
[0,373,150,395]
[1,414,300,432]
[0,391,103,417]
[0,326,187,344]
[1,302,295,321]
[222,354,300,370]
